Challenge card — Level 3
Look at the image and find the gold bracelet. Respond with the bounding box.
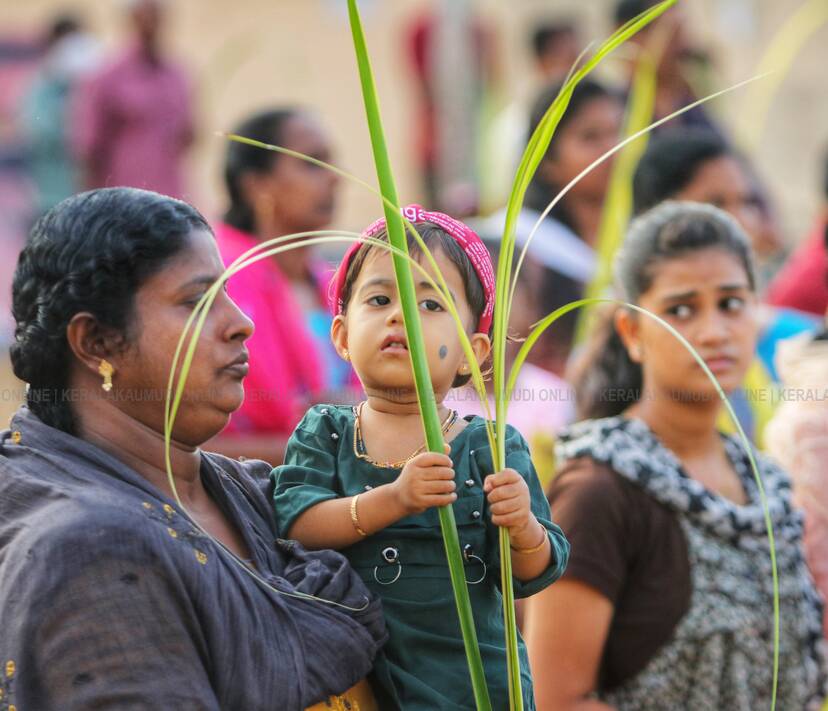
[510,529,547,555]
[350,494,368,537]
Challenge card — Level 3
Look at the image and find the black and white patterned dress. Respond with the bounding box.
[556,416,827,711]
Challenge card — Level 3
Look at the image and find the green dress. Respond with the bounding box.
[272,404,570,710]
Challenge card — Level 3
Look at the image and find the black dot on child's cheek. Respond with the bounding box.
[439,345,448,360]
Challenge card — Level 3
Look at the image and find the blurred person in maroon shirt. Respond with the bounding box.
[73,0,194,199]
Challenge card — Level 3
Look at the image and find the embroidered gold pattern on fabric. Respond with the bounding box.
[141,502,209,566]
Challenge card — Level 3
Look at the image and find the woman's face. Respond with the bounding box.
[114,228,254,446]
[620,248,758,402]
[673,156,764,249]
[251,114,339,235]
[539,96,624,200]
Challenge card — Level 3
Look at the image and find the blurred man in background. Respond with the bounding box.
[73,0,194,199]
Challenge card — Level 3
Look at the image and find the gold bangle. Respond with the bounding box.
[350,494,368,537]
[510,530,547,555]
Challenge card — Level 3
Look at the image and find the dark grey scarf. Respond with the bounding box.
[558,416,827,711]
[0,407,386,710]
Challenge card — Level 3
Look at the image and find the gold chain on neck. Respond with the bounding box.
[352,401,457,469]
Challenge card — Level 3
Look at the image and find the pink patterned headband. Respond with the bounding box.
[330,204,495,333]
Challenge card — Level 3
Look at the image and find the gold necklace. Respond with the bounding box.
[352,401,457,469]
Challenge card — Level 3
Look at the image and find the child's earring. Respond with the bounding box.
[341,349,350,362]
[98,359,114,392]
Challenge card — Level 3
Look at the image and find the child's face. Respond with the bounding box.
[332,247,491,403]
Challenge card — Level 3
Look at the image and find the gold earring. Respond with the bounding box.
[98,359,114,392]
[342,349,350,362]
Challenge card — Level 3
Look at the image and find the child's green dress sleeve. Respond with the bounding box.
[491,424,570,598]
[272,406,342,539]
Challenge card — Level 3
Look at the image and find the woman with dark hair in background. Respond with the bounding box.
[631,128,818,426]
[525,202,825,710]
[486,79,624,375]
[633,127,782,271]
[211,108,349,464]
[0,187,385,710]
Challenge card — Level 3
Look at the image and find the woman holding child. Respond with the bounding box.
[0,187,386,710]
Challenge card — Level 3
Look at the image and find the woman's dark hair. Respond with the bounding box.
[11,187,210,434]
[338,222,488,388]
[524,79,619,363]
[524,78,619,227]
[632,128,730,215]
[531,22,576,61]
[223,108,299,234]
[574,201,756,419]
[614,0,658,26]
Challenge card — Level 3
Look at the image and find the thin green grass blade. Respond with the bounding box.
[163,231,492,613]
[740,0,828,149]
[490,6,676,706]
[507,297,780,710]
[221,132,498,444]
[506,72,767,317]
[346,2,491,706]
[574,48,657,345]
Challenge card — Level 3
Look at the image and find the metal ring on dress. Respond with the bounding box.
[374,546,402,585]
[373,562,402,585]
[463,544,487,585]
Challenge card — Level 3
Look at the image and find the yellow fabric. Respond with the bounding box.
[717,358,777,449]
[305,678,377,711]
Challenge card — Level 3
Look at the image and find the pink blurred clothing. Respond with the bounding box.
[215,222,327,436]
[765,332,828,636]
[73,44,193,199]
[765,220,828,317]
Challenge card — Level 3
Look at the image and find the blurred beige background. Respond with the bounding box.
[3,0,826,233]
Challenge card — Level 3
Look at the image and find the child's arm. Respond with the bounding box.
[287,449,457,550]
[484,469,552,582]
[483,426,570,587]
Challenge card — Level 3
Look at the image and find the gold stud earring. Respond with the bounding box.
[342,349,350,362]
[98,359,114,392]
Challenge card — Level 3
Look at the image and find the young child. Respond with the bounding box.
[272,205,569,710]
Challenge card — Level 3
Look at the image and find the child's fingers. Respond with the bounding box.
[482,468,521,492]
[485,482,525,503]
[491,511,528,529]
[488,497,523,516]
[424,492,457,507]
[412,451,453,468]
[423,478,456,495]
[418,466,456,481]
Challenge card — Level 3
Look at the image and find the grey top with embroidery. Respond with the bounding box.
[557,416,827,711]
[0,407,387,711]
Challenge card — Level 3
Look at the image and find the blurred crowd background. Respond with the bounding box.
[1,0,826,444]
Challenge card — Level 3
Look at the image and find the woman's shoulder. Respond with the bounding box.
[555,416,639,463]
[550,454,644,509]
[0,488,182,578]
